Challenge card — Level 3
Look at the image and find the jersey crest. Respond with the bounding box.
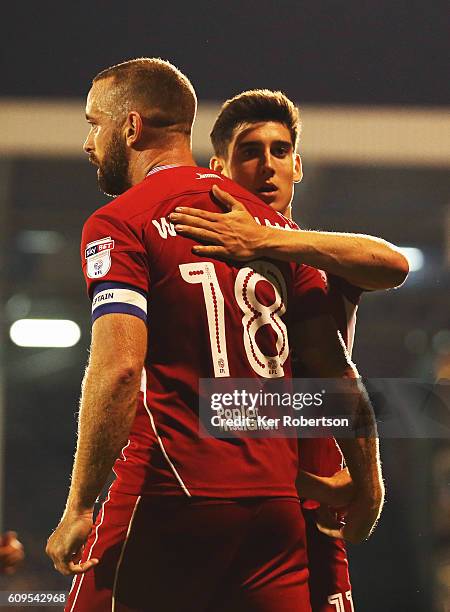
[85,237,114,279]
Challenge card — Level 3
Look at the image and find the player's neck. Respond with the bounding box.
[280,204,293,220]
[129,143,196,186]
[146,151,196,174]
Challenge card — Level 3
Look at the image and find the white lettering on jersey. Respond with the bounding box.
[264,219,283,229]
[152,217,177,239]
[253,217,294,231]
[85,237,114,279]
[152,214,293,242]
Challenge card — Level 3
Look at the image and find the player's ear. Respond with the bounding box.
[124,111,143,147]
[210,156,225,174]
[293,153,303,183]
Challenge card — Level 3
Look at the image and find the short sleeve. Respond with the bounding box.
[290,264,330,321]
[81,210,149,323]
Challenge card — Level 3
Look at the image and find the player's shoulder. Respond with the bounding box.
[82,191,131,233]
[80,186,145,255]
[144,165,295,229]
[81,170,169,234]
[143,165,228,202]
[145,165,256,205]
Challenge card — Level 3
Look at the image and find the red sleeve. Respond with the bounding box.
[290,264,330,321]
[327,273,364,306]
[81,210,149,300]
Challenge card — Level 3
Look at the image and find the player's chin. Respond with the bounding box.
[257,192,279,207]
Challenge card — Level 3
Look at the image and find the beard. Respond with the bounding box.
[96,131,131,196]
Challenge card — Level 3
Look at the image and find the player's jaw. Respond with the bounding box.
[95,130,132,197]
[86,128,131,197]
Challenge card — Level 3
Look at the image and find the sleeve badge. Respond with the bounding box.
[85,237,115,279]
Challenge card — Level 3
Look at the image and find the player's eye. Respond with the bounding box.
[240,147,258,159]
[273,145,290,158]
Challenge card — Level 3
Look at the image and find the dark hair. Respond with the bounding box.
[93,57,197,135]
[210,89,301,158]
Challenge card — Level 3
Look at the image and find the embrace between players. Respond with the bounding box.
[46,59,408,612]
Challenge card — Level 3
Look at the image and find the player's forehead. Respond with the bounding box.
[85,78,115,120]
[229,121,293,151]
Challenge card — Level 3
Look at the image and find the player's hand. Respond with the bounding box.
[315,504,347,534]
[169,185,269,260]
[317,490,383,544]
[326,468,354,507]
[297,468,354,507]
[0,531,25,575]
[46,509,98,576]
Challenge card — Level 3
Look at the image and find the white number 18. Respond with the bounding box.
[179,260,289,378]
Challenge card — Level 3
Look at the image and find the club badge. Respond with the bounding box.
[85,237,115,279]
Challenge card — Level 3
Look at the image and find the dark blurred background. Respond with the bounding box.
[0,2,449,610]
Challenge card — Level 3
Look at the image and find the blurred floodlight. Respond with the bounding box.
[5,294,31,319]
[398,247,424,272]
[17,230,65,254]
[10,319,81,348]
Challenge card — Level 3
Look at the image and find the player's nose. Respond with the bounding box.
[260,151,275,175]
[83,133,94,154]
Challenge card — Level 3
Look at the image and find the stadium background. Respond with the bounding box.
[0,2,449,610]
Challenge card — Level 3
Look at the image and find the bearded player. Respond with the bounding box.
[170,90,407,611]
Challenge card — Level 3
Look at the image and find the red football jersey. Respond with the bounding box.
[81,166,329,498]
[297,271,363,487]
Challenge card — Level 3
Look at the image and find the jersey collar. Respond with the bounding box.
[146,164,181,177]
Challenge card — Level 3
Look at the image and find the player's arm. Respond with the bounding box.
[46,313,147,575]
[292,314,384,543]
[296,468,354,508]
[170,185,409,290]
[258,228,408,290]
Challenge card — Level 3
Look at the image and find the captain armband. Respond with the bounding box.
[91,282,148,323]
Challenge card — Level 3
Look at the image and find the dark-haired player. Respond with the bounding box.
[46,63,383,612]
[170,89,406,611]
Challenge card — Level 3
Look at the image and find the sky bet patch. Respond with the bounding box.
[85,237,114,279]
